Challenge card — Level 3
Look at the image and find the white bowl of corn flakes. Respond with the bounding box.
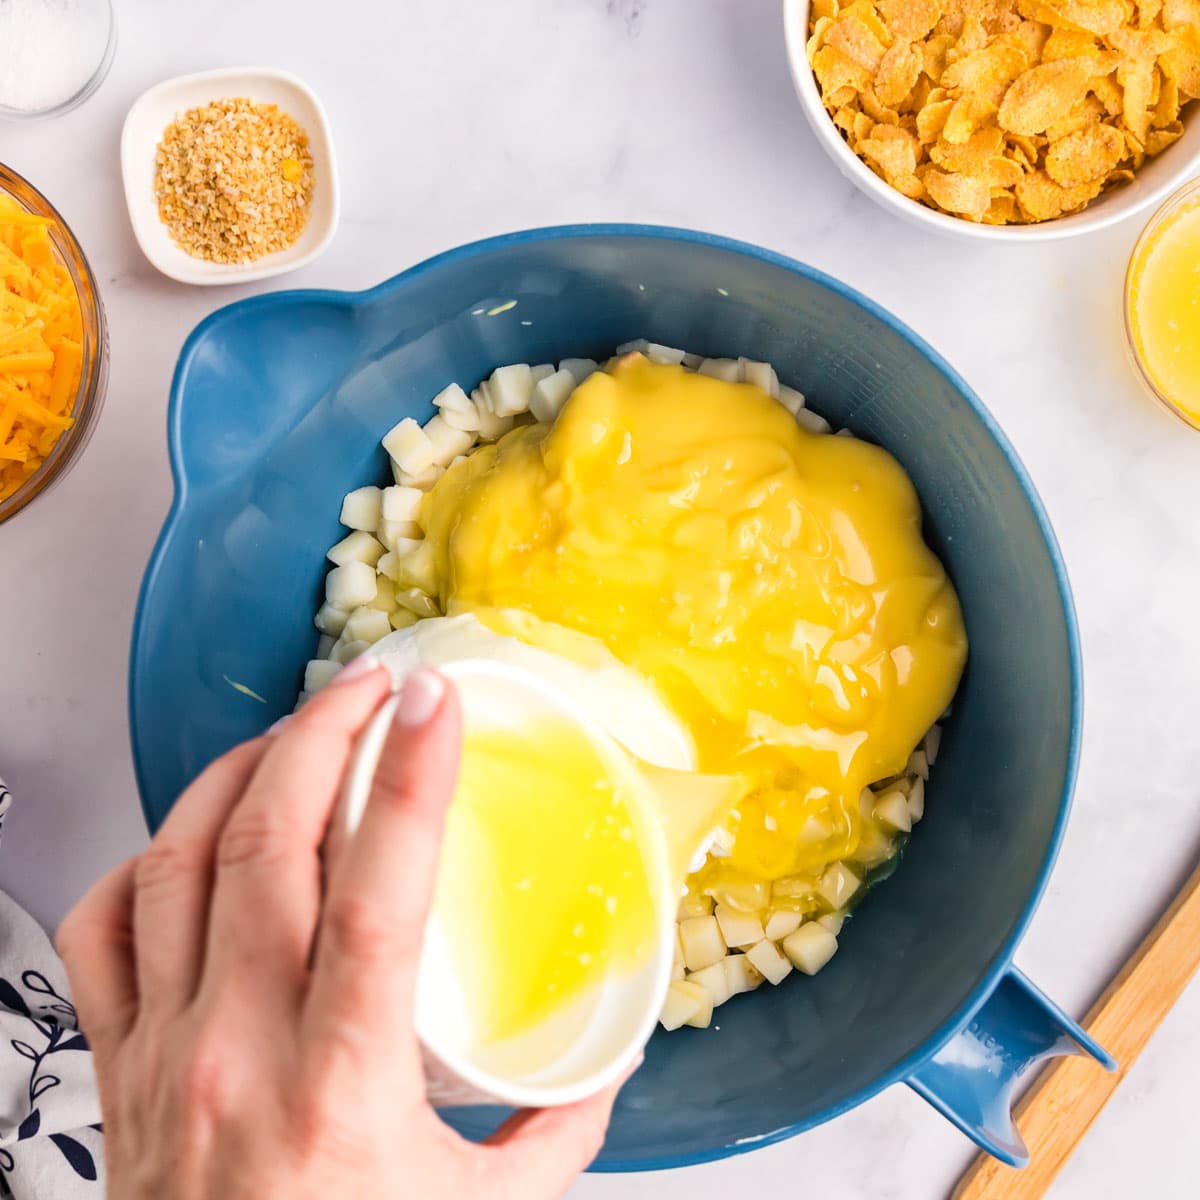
[783,0,1200,237]
[121,67,339,284]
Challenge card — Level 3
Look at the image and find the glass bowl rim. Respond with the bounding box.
[0,162,109,523]
[1123,174,1200,434]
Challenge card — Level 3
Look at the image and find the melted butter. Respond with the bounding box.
[423,356,967,893]
[1129,196,1200,424]
[436,716,657,1045]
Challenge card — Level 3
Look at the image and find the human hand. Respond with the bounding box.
[58,659,629,1199]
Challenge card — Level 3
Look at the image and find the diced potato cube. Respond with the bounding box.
[697,357,741,382]
[924,724,942,765]
[344,606,392,645]
[316,634,336,659]
[835,427,855,438]
[681,351,703,369]
[679,915,725,972]
[746,938,793,986]
[326,562,378,610]
[671,957,686,981]
[688,960,732,1007]
[423,413,475,466]
[395,587,439,617]
[531,363,555,384]
[389,608,419,630]
[616,338,649,356]
[874,787,912,833]
[340,485,383,531]
[712,880,770,912]
[907,748,930,781]
[772,875,817,901]
[474,396,516,441]
[854,823,897,869]
[327,530,385,568]
[369,576,396,613]
[795,407,832,435]
[659,979,712,1031]
[778,384,806,415]
[304,659,340,693]
[724,953,764,995]
[381,485,424,525]
[558,357,598,384]
[782,923,839,975]
[714,904,765,949]
[764,909,803,942]
[376,552,399,582]
[818,912,845,936]
[677,890,714,920]
[740,360,779,398]
[333,638,371,665]
[432,382,473,416]
[815,862,861,910]
[486,364,534,417]
[314,602,349,637]
[529,368,576,424]
[382,417,436,476]
[441,404,482,433]
[392,540,438,593]
[646,343,685,365]
[378,518,423,552]
[393,460,445,490]
[907,776,926,823]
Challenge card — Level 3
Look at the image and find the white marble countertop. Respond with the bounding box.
[1,0,1198,1196]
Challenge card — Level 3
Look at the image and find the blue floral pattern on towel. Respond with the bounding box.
[0,778,105,1199]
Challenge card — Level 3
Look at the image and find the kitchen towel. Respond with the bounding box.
[0,778,105,1199]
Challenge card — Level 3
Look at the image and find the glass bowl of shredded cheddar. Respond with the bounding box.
[0,163,107,522]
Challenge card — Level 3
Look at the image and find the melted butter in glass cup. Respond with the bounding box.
[1125,177,1200,432]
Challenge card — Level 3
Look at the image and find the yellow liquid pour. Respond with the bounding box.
[435,716,657,1044]
[1129,197,1200,423]
[422,357,967,892]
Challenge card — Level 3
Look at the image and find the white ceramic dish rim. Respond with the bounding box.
[119,66,340,285]
[781,0,1200,241]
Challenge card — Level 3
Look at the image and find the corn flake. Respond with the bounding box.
[876,40,926,103]
[1044,120,1126,180]
[878,0,944,38]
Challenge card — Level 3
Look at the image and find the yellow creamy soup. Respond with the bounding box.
[436,716,657,1044]
[422,357,966,893]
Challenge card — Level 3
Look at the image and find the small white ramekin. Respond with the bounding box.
[120,67,339,285]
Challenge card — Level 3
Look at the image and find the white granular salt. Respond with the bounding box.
[0,0,111,114]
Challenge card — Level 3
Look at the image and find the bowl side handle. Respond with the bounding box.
[905,968,1115,1167]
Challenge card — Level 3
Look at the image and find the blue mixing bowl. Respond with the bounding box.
[129,225,1113,1172]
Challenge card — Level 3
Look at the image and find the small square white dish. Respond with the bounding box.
[121,67,339,285]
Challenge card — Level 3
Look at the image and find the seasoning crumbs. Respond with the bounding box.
[154,97,314,265]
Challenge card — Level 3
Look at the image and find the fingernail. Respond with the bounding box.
[267,714,291,736]
[394,667,446,727]
[330,654,380,688]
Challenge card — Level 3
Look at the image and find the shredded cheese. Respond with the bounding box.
[0,191,83,503]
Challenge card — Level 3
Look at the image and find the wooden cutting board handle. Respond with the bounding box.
[952,855,1200,1200]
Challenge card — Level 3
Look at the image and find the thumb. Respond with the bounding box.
[480,1058,640,1197]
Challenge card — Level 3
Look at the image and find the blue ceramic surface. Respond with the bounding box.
[129,225,1112,1172]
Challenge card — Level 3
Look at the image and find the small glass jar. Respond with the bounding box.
[1123,176,1200,433]
[0,164,109,523]
[0,0,117,121]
